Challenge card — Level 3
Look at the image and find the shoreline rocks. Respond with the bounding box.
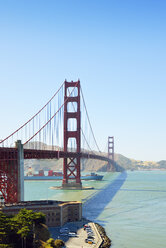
[95,223,111,248]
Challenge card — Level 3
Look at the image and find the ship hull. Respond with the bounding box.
[24,175,103,181]
[81,175,103,180]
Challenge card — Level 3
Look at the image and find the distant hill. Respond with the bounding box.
[24,154,166,173]
[114,153,166,170]
[24,142,166,172]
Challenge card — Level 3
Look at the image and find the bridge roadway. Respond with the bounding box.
[0,147,112,164]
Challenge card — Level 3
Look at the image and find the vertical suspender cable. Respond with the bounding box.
[80,86,101,153]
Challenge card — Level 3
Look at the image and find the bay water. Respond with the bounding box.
[25,171,166,248]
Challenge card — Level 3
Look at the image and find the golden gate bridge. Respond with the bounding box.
[0,80,115,204]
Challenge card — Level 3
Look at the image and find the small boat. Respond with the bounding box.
[81,173,103,180]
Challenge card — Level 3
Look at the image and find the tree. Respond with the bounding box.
[54,239,65,248]
[43,238,65,248]
[13,209,46,247]
[0,212,13,244]
[0,209,46,248]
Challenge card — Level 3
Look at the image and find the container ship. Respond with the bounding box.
[24,169,103,181]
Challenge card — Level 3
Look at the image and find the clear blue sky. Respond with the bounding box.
[0,0,166,161]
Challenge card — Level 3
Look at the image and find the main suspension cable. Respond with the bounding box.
[24,82,78,145]
[0,82,64,144]
[80,86,101,152]
[67,88,93,153]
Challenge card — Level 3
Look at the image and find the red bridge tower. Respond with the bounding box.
[108,136,114,171]
[62,80,82,189]
[0,140,24,203]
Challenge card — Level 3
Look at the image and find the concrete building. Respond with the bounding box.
[1,200,82,227]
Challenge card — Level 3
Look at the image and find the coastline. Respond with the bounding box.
[95,223,111,248]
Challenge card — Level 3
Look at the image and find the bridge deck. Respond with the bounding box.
[0,147,112,163]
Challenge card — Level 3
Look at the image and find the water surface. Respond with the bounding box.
[25,171,166,248]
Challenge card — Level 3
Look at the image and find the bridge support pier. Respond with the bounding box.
[16,140,24,201]
[62,80,82,189]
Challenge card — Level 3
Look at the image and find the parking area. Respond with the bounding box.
[49,221,102,248]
